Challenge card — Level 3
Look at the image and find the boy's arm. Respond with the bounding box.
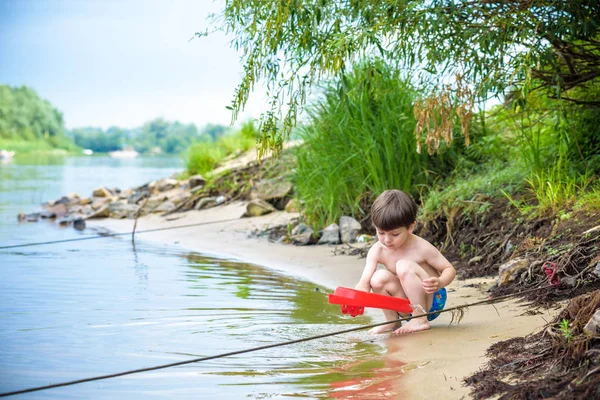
[422,243,456,294]
[354,245,380,292]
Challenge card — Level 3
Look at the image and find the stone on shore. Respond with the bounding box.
[290,223,314,245]
[189,175,206,190]
[318,223,341,245]
[339,216,362,243]
[243,199,277,217]
[92,187,112,197]
[498,258,530,286]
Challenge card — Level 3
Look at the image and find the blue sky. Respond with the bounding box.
[0,0,267,130]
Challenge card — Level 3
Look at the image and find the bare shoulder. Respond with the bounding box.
[366,241,384,260]
[412,234,442,255]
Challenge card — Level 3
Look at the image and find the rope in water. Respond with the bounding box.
[0,218,242,250]
[0,283,556,398]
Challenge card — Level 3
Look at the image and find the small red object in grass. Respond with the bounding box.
[328,287,413,317]
[543,261,561,285]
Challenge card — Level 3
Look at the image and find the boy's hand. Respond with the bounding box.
[422,277,440,294]
[355,283,370,293]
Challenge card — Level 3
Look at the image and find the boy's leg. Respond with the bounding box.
[368,269,408,334]
[394,260,433,334]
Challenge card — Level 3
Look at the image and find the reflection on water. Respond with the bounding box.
[0,155,405,398]
[0,232,401,398]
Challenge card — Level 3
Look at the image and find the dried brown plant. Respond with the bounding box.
[414,74,474,154]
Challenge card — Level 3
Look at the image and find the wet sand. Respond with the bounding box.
[89,203,560,399]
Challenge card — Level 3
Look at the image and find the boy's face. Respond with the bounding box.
[376,222,415,250]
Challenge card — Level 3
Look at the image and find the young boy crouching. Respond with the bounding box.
[355,189,456,334]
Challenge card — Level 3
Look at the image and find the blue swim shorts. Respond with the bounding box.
[427,288,447,321]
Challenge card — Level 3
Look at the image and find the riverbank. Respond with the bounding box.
[88,203,560,399]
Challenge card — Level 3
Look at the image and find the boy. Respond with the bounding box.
[355,190,456,334]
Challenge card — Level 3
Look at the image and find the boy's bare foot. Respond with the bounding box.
[394,318,430,334]
[368,322,400,334]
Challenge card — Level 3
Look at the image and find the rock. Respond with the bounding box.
[55,192,80,205]
[243,199,277,217]
[189,175,206,189]
[45,203,68,218]
[69,204,93,216]
[498,258,530,286]
[73,218,86,231]
[40,210,57,219]
[284,198,299,213]
[157,178,178,192]
[87,204,111,219]
[118,189,133,200]
[561,276,576,287]
[253,179,293,201]
[92,187,112,197]
[144,194,168,211]
[584,310,600,335]
[91,197,112,210]
[16,213,40,222]
[290,223,314,245]
[469,256,483,265]
[128,191,146,205]
[25,213,40,222]
[504,240,514,257]
[195,197,217,210]
[79,197,92,205]
[339,216,362,243]
[593,262,600,277]
[251,179,293,209]
[109,202,140,219]
[318,223,340,245]
[169,191,192,206]
[153,201,176,213]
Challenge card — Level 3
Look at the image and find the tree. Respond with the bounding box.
[0,84,66,141]
[212,0,600,155]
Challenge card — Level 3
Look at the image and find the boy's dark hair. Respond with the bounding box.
[371,189,418,230]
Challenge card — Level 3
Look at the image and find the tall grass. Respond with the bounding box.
[185,120,258,176]
[493,93,600,217]
[295,60,460,228]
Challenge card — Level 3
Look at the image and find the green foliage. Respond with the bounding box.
[0,84,78,152]
[69,126,125,153]
[420,164,524,221]
[68,120,228,155]
[216,0,600,154]
[294,61,461,227]
[559,319,573,343]
[185,120,257,176]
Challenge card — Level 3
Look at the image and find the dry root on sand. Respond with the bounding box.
[465,291,600,399]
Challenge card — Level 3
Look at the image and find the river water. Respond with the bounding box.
[0,155,395,399]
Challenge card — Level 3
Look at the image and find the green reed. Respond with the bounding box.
[295,60,458,228]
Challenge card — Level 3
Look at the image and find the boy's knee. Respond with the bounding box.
[396,259,419,278]
[370,269,391,290]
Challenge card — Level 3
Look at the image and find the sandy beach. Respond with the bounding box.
[89,203,560,399]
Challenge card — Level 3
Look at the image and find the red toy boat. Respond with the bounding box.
[328,287,413,317]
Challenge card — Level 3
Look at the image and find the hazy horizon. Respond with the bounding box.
[0,0,268,130]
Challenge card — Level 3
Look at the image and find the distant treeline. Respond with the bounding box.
[0,85,74,146]
[0,84,230,154]
[69,120,228,154]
